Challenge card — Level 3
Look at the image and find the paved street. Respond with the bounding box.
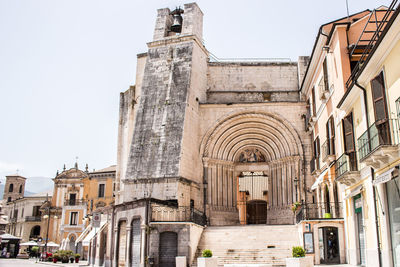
[0,258,88,267]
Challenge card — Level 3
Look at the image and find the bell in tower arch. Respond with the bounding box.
[170,7,184,33]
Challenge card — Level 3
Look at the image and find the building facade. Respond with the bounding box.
[112,3,312,267]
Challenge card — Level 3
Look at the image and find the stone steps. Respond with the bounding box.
[191,225,300,267]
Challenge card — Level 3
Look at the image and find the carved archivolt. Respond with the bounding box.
[200,111,303,162]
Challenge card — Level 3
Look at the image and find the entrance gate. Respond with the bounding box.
[247,200,267,224]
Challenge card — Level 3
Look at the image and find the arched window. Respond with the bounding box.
[9,183,13,192]
[30,225,41,238]
[19,185,23,193]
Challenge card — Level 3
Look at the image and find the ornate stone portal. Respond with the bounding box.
[201,112,305,225]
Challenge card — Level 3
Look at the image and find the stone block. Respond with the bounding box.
[176,256,186,267]
[197,257,218,267]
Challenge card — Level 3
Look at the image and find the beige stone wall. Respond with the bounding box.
[207,63,299,92]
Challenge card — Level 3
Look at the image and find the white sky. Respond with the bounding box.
[0,0,389,183]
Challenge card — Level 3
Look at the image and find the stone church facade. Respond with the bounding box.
[112,3,312,266]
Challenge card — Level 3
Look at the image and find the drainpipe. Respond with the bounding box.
[354,81,382,267]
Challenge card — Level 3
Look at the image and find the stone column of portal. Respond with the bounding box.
[277,161,282,207]
[288,160,293,204]
[222,165,227,208]
[232,167,237,209]
[212,164,217,208]
[295,160,300,202]
[140,224,146,266]
[125,226,132,265]
[282,162,287,206]
[227,165,232,208]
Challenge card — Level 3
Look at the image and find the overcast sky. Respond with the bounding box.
[0,0,389,185]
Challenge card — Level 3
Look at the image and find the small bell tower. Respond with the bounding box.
[153,3,203,41]
[3,174,26,202]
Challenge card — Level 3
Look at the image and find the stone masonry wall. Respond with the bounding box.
[125,42,194,180]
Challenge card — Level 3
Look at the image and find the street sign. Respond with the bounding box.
[92,212,101,228]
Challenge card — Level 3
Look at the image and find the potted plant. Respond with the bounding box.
[197,249,218,267]
[75,253,80,263]
[291,202,302,214]
[285,246,313,267]
[31,246,39,258]
[52,253,59,263]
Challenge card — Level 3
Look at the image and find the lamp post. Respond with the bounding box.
[42,205,57,259]
[294,177,299,202]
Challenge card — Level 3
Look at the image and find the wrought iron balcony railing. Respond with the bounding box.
[296,202,343,223]
[25,216,41,222]
[358,119,400,161]
[64,199,86,206]
[151,204,206,226]
[322,138,335,162]
[335,152,358,179]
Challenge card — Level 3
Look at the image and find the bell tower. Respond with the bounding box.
[123,3,208,208]
[3,174,26,202]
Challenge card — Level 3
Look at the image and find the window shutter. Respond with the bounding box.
[371,72,388,124]
[342,113,355,153]
[323,58,329,91]
[312,87,317,116]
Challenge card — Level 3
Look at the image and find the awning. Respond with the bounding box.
[40,241,59,247]
[311,168,328,190]
[20,241,38,246]
[75,224,92,245]
[0,233,21,240]
[344,185,363,200]
[81,221,107,246]
[373,168,395,186]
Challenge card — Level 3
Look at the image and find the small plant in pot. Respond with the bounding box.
[75,253,80,263]
[198,249,217,267]
[285,246,313,267]
[202,249,212,258]
[291,202,302,214]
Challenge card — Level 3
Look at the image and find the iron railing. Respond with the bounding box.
[296,202,343,223]
[358,119,400,161]
[346,1,399,88]
[151,204,206,226]
[322,138,335,161]
[64,199,86,206]
[335,153,358,179]
[25,216,41,222]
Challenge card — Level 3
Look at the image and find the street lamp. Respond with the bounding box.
[294,177,299,202]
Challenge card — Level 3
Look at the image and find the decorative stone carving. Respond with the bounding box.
[238,148,266,163]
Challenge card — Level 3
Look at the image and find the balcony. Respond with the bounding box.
[335,153,360,186]
[322,138,336,164]
[25,216,41,222]
[64,199,86,206]
[151,203,206,226]
[296,202,343,223]
[358,119,400,169]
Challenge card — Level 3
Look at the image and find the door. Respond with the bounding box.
[247,200,267,224]
[99,231,107,266]
[159,232,177,267]
[357,212,366,265]
[319,227,340,264]
[130,219,141,267]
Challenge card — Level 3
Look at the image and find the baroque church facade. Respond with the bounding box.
[112,3,313,266]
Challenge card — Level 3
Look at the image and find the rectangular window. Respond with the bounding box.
[342,113,355,153]
[371,72,388,124]
[70,212,78,225]
[323,58,329,91]
[32,206,41,216]
[311,87,317,116]
[69,193,76,205]
[326,116,335,155]
[98,184,105,198]
[342,112,358,171]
